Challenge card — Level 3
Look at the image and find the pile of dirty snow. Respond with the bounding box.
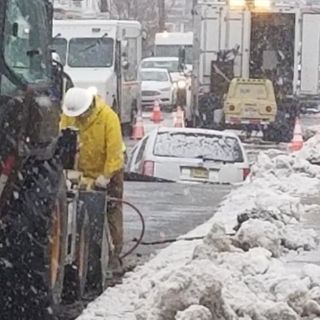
[77,149,320,320]
[298,133,320,165]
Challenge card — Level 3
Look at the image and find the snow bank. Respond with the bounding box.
[77,149,320,320]
[298,133,320,164]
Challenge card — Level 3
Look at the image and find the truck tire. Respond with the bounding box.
[62,202,90,303]
[0,157,67,319]
[263,111,295,143]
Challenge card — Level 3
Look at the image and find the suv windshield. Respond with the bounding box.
[68,37,114,68]
[2,0,51,84]
[154,132,244,163]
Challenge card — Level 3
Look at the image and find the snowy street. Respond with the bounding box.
[73,115,320,320]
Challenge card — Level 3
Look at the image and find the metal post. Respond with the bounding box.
[100,0,110,12]
[158,0,166,31]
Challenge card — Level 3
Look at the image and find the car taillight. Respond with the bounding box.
[0,156,16,196]
[142,161,154,176]
[266,106,272,113]
[229,105,235,111]
[243,168,251,180]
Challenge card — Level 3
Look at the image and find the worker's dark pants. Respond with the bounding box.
[107,169,124,262]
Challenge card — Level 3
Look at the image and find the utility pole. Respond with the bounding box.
[100,0,110,12]
[158,0,166,31]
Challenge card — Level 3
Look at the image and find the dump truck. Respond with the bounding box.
[192,0,320,141]
[0,1,110,318]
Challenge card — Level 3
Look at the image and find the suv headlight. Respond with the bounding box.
[160,87,171,92]
[177,80,186,89]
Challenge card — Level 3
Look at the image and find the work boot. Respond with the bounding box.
[109,254,124,275]
[104,255,124,288]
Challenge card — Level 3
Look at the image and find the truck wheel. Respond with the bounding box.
[0,157,67,319]
[62,202,90,303]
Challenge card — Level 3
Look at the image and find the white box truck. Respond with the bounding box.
[53,19,142,134]
[192,0,320,141]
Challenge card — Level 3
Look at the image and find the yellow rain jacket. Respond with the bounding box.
[60,96,124,179]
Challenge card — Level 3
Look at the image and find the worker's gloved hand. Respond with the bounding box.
[95,175,110,189]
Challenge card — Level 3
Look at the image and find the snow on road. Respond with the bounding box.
[78,134,320,320]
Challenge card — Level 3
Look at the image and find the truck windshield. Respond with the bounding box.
[155,45,193,64]
[68,38,114,68]
[2,0,51,84]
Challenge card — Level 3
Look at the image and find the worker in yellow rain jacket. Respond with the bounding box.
[61,87,124,275]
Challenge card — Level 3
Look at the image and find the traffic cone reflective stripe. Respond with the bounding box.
[289,117,303,152]
[173,106,185,128]
[131,114,145,140]
[150,100,163,123]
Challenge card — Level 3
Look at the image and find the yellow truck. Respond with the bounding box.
[224,78,277,128]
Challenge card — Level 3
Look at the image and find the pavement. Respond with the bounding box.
[122,182,232,259]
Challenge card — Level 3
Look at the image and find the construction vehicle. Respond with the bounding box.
[223,78,278,137]
[0,1,111,318]
[52,18,143,136]
[191,0,320,141]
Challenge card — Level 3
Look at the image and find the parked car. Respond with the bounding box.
[140,68,175,109]
[126,127,250,184]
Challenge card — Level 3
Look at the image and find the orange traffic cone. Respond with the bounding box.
[173,106,185,128]
[150,100,163,123]
[289,117,303,152]
[131,113,145,140]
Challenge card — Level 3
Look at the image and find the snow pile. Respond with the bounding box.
[135,240,320,319]
[298,133,320,164]
[77,149,320,320]
[250,151,320,195]
[234,219,282,257]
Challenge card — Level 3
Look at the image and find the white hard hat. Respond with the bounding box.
[63,87,94,117]
[52,52,62,64]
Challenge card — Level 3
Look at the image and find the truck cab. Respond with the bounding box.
[52,19,142,133]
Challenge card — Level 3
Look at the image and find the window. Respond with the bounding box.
[154,132,244,163]
[122,38,138,81]
[134,137,149,171]
[52,38,68,65]
[141,60,179,73]
[3,0,51,84]
[234,84,268,99]
[68,37,114,68]
[141,70,169,82]
[155,45,193,64]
